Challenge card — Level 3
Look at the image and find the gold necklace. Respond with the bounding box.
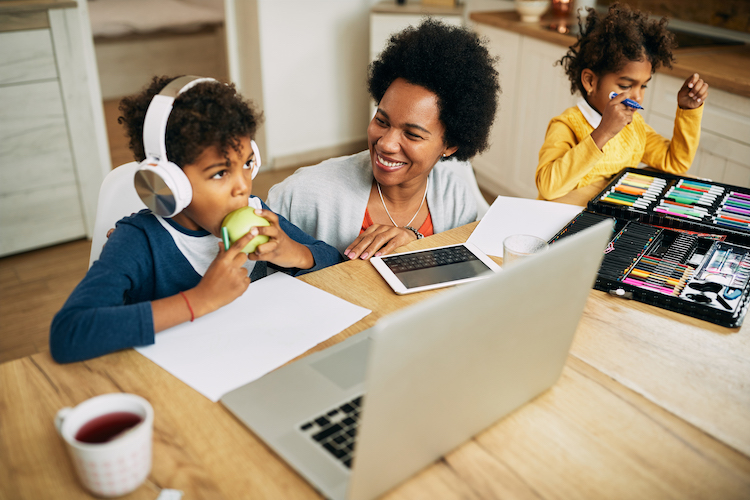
[376,179,429,229]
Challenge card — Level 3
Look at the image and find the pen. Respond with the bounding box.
[222,226,230,251]
[609,92,644,110]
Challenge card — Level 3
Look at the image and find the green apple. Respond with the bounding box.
[221,207,270,254]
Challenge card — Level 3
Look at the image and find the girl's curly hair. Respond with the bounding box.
[559,3,676,96]
[118,76,262,167]
[368,18,500,162]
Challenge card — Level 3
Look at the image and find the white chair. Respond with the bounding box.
[88,162,146,268]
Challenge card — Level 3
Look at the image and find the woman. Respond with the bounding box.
[267,19,500,259]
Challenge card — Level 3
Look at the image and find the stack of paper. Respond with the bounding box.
[136,273,371,401]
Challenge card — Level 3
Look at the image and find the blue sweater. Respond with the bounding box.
[50,199,343,363]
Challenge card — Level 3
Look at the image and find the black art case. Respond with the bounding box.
[549,169,750,327]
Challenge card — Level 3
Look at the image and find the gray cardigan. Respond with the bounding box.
[266,151,477,255]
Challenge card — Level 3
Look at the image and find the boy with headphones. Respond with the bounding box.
[50,76,343,363]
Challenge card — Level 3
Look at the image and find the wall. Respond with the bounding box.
[225,0,378,169]
[224,0,518,170]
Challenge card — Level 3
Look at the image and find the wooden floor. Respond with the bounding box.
[0,100,297,365]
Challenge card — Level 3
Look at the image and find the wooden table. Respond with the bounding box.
[2,219,750,499]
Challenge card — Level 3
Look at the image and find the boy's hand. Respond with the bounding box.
[246,209,314,269]
[190,231,256,315]
[591,91,635,150]
[678,73,708,109]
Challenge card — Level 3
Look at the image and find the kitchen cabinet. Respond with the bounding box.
[645,73,750,188]
[471,23,576,199]
[0,1,110,256]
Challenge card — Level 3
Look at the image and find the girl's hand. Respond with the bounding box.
[590,92,635,150]
[246,209,314,269]
[190,231,256,315]
[678,73,708,110]
[344,224,417,260]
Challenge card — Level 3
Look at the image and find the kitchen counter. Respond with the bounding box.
[470,10,750,98]
[372,0,464,16]
[0,0,76,13]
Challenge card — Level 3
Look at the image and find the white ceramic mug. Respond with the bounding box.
[55,393,153,498]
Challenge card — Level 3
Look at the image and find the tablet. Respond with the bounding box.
[371,243,501,295]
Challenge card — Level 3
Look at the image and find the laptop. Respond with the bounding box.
[221,220,612,500]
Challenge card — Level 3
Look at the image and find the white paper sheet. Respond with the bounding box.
[135,272,371,402]
[467,196,583,258]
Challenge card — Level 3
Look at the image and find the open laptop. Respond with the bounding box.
[221,220,612,500]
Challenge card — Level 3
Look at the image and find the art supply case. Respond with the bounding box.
[549,169,750,327]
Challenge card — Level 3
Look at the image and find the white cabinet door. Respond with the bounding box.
[0,80,85,256]
[513,37,577,198]
[648,73,750,187]
[472,28,576,199]
[471,24,521,197]
[0,29,56,85]
[0,4,108,256]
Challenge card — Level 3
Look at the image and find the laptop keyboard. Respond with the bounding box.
[385,245,477,273]
[299,395,363,468]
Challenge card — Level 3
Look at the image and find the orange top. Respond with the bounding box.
[361,208,434,237]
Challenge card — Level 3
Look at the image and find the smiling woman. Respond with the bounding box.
[267,19,501,259]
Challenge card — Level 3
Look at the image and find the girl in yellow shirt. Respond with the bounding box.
[535,3,709,200]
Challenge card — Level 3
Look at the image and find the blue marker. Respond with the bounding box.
[609,92,644,110]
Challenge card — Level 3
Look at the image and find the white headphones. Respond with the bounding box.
[134,75,261,217]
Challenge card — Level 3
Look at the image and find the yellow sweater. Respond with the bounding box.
[535,104,703,200]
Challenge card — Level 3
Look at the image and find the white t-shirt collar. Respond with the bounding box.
[577,97,602,129]
[155,196,262,276]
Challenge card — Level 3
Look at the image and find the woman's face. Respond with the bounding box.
[367,78,457,188]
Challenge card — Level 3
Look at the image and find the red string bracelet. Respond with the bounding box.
[179,291,195,322]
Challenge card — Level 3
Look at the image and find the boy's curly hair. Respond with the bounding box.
[368,18,500,162]
[560,3,676,96]
[118,76,262,167]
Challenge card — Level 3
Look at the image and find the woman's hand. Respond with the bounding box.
[246,209,314,269]
[590,92,635,150]
[677,73,708,110]
[344,224,417,260]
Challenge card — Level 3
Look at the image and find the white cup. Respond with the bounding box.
[503,234,549,267]
[55,393,153,498]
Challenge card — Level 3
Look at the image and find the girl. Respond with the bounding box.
[535,3,709,200]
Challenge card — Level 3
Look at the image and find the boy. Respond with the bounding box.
[50,76,342,363]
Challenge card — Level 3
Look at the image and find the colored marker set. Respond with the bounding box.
[656,179,725,222]
[713,191,750,230]
[590,169,750,240]
[596,171,666,211]
[552,168,750,326]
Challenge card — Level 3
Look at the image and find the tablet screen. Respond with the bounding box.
[381,245,494,289]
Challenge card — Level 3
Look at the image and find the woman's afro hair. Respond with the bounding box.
[368,18,500,162]
[118,76,262,167]
[559,2,675,96]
